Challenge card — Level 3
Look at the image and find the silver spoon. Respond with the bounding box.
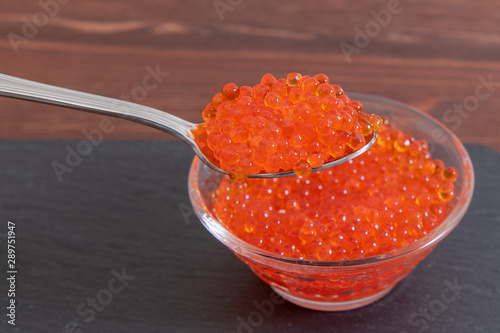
[0,73,376,178]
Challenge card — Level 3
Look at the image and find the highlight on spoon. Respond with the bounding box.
[246,132,377,178]
[191,73,383,179]
[196,132,377,179]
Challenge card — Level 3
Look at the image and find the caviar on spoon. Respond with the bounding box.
[193,73,381,179]
[0,73,378,179]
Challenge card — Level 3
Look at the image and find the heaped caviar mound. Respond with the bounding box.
[213,123,459,261]
[192,73,382,177]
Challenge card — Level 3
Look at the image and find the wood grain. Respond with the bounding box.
[1,0,499,151]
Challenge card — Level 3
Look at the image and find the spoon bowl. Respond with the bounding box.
[0,73,375,177]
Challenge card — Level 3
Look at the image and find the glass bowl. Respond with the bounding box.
[187,93,474,311]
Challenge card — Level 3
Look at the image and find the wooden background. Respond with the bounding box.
[1,0,499,151]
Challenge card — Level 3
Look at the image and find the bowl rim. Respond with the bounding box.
[188,93,475,267]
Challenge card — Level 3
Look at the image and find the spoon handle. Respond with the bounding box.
[0,73,197,144]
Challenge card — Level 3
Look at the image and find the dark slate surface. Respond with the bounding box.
[0,140,498,333]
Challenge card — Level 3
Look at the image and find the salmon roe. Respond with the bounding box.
[192,73,382,177]
[214,122,458,261]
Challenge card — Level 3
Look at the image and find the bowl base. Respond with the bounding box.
[271,285,395,311]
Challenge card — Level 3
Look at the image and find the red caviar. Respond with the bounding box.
[214,123,458,261]
[192,73,381,177]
